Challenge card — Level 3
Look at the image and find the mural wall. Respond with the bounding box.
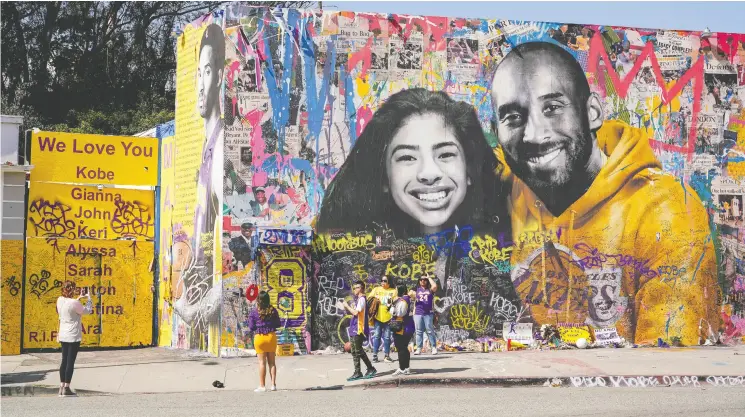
[170,12,226,354]
[1,240,24,355]
[168,6,745,353]
[24,131,158,349]
[157,121,175,347]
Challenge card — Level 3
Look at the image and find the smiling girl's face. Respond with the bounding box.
[385,113,469,234]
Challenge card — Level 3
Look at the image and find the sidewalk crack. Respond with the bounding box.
[116,366,129,394]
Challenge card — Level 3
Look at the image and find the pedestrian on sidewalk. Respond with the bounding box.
[369,276,397,363]
[56,281,93,397]
[414,274,438,355]
[337,280,377,381]
[391,284,415,376]
[248,291,281,392]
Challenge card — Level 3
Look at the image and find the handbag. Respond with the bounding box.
[389,299,405,332]
[390,316,404,332]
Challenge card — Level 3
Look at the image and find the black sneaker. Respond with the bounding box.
[383,356,394,363]
[62,387,77,397]
[364,368,377,379]
[372,355,379,363]
[346,373,364,382]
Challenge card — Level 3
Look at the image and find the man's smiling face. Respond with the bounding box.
[491,52,594,192]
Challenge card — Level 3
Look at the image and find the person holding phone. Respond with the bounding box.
[56,281,93,397]
[247,291,281,392]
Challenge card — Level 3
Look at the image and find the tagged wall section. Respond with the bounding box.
[24,130,158,350]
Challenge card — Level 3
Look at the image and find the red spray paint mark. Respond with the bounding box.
[717,33,745,63]
[347,37,373,77]
[246,284,259,302]
[587,32,704,161]
[356,105,374,138]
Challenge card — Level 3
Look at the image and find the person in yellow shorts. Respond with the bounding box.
[248,291,281,392]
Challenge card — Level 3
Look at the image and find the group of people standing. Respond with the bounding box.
[54,275,435,394]
[336,274,439,381]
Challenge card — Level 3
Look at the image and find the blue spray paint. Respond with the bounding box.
[261,9,300,153]
[300,28,337,169]
[342,66,358,145]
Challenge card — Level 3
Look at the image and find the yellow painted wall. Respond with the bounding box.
[23,238,154,349]
[27,183,155,241]
[1,240,24,355]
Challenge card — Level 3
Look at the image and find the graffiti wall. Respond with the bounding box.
[173,5,745,353]
[170,12,226,354]
[25,130,158,349]
[1,240,24,355]
[157,122,175,347]
[23,238,155,349]
[260,245,312,353]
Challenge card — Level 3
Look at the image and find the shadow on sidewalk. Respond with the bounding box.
[406,367,470,375]
[1,370,48,385]
[409,355,452,361]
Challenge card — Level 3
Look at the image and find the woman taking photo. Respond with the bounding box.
[315,88,509,239]
[390,284,415,375]
[248,291,281,392]
[56,280,92,397]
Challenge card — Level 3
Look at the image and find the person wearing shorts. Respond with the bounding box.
[248,291,281,392]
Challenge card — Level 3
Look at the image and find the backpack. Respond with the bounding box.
[366,296,380,326]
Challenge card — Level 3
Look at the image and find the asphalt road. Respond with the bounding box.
[3,386,745,417]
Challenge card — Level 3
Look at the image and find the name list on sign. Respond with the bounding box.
[32,132,158,185]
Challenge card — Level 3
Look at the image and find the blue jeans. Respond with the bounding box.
[372,320,392,356]
[414,314,436,350]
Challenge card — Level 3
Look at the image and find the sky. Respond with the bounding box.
[324,1,745,34]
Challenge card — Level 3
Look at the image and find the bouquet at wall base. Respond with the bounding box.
[540,324,561,346]
[312,346,343,355]
[441,344,464,352]
[460,339,485,352]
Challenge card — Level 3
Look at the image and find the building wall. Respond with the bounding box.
[22,131,158,350]
[167,6,745,353]
[1,238,24,355]
[170,12,226,354]
[2,115,28,355]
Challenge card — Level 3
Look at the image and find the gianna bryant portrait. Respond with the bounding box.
[316,88,509,239]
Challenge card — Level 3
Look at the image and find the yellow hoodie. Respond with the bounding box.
[499,120,719,346]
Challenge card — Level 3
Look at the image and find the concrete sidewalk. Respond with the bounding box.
[2,345,745,396]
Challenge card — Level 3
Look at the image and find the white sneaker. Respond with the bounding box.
[403,368,411,375]
[254,387,266,392]
[414,348,421,355]
[270,385,277,392]
[392,368,404,376]
[431,348,437,355]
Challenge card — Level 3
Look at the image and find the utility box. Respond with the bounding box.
[1,115,24,165]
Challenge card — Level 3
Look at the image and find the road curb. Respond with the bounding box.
[348,375,745,389]
[1,385,109,398]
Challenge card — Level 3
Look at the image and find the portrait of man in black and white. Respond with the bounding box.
[173,23,226,330]
[228,222,256,269]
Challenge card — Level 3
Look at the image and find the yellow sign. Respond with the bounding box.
[1,240,24,355]
[23,238,154,349]
[30,131,158,186]
[27,183,155,240]
[558,325,593,344]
